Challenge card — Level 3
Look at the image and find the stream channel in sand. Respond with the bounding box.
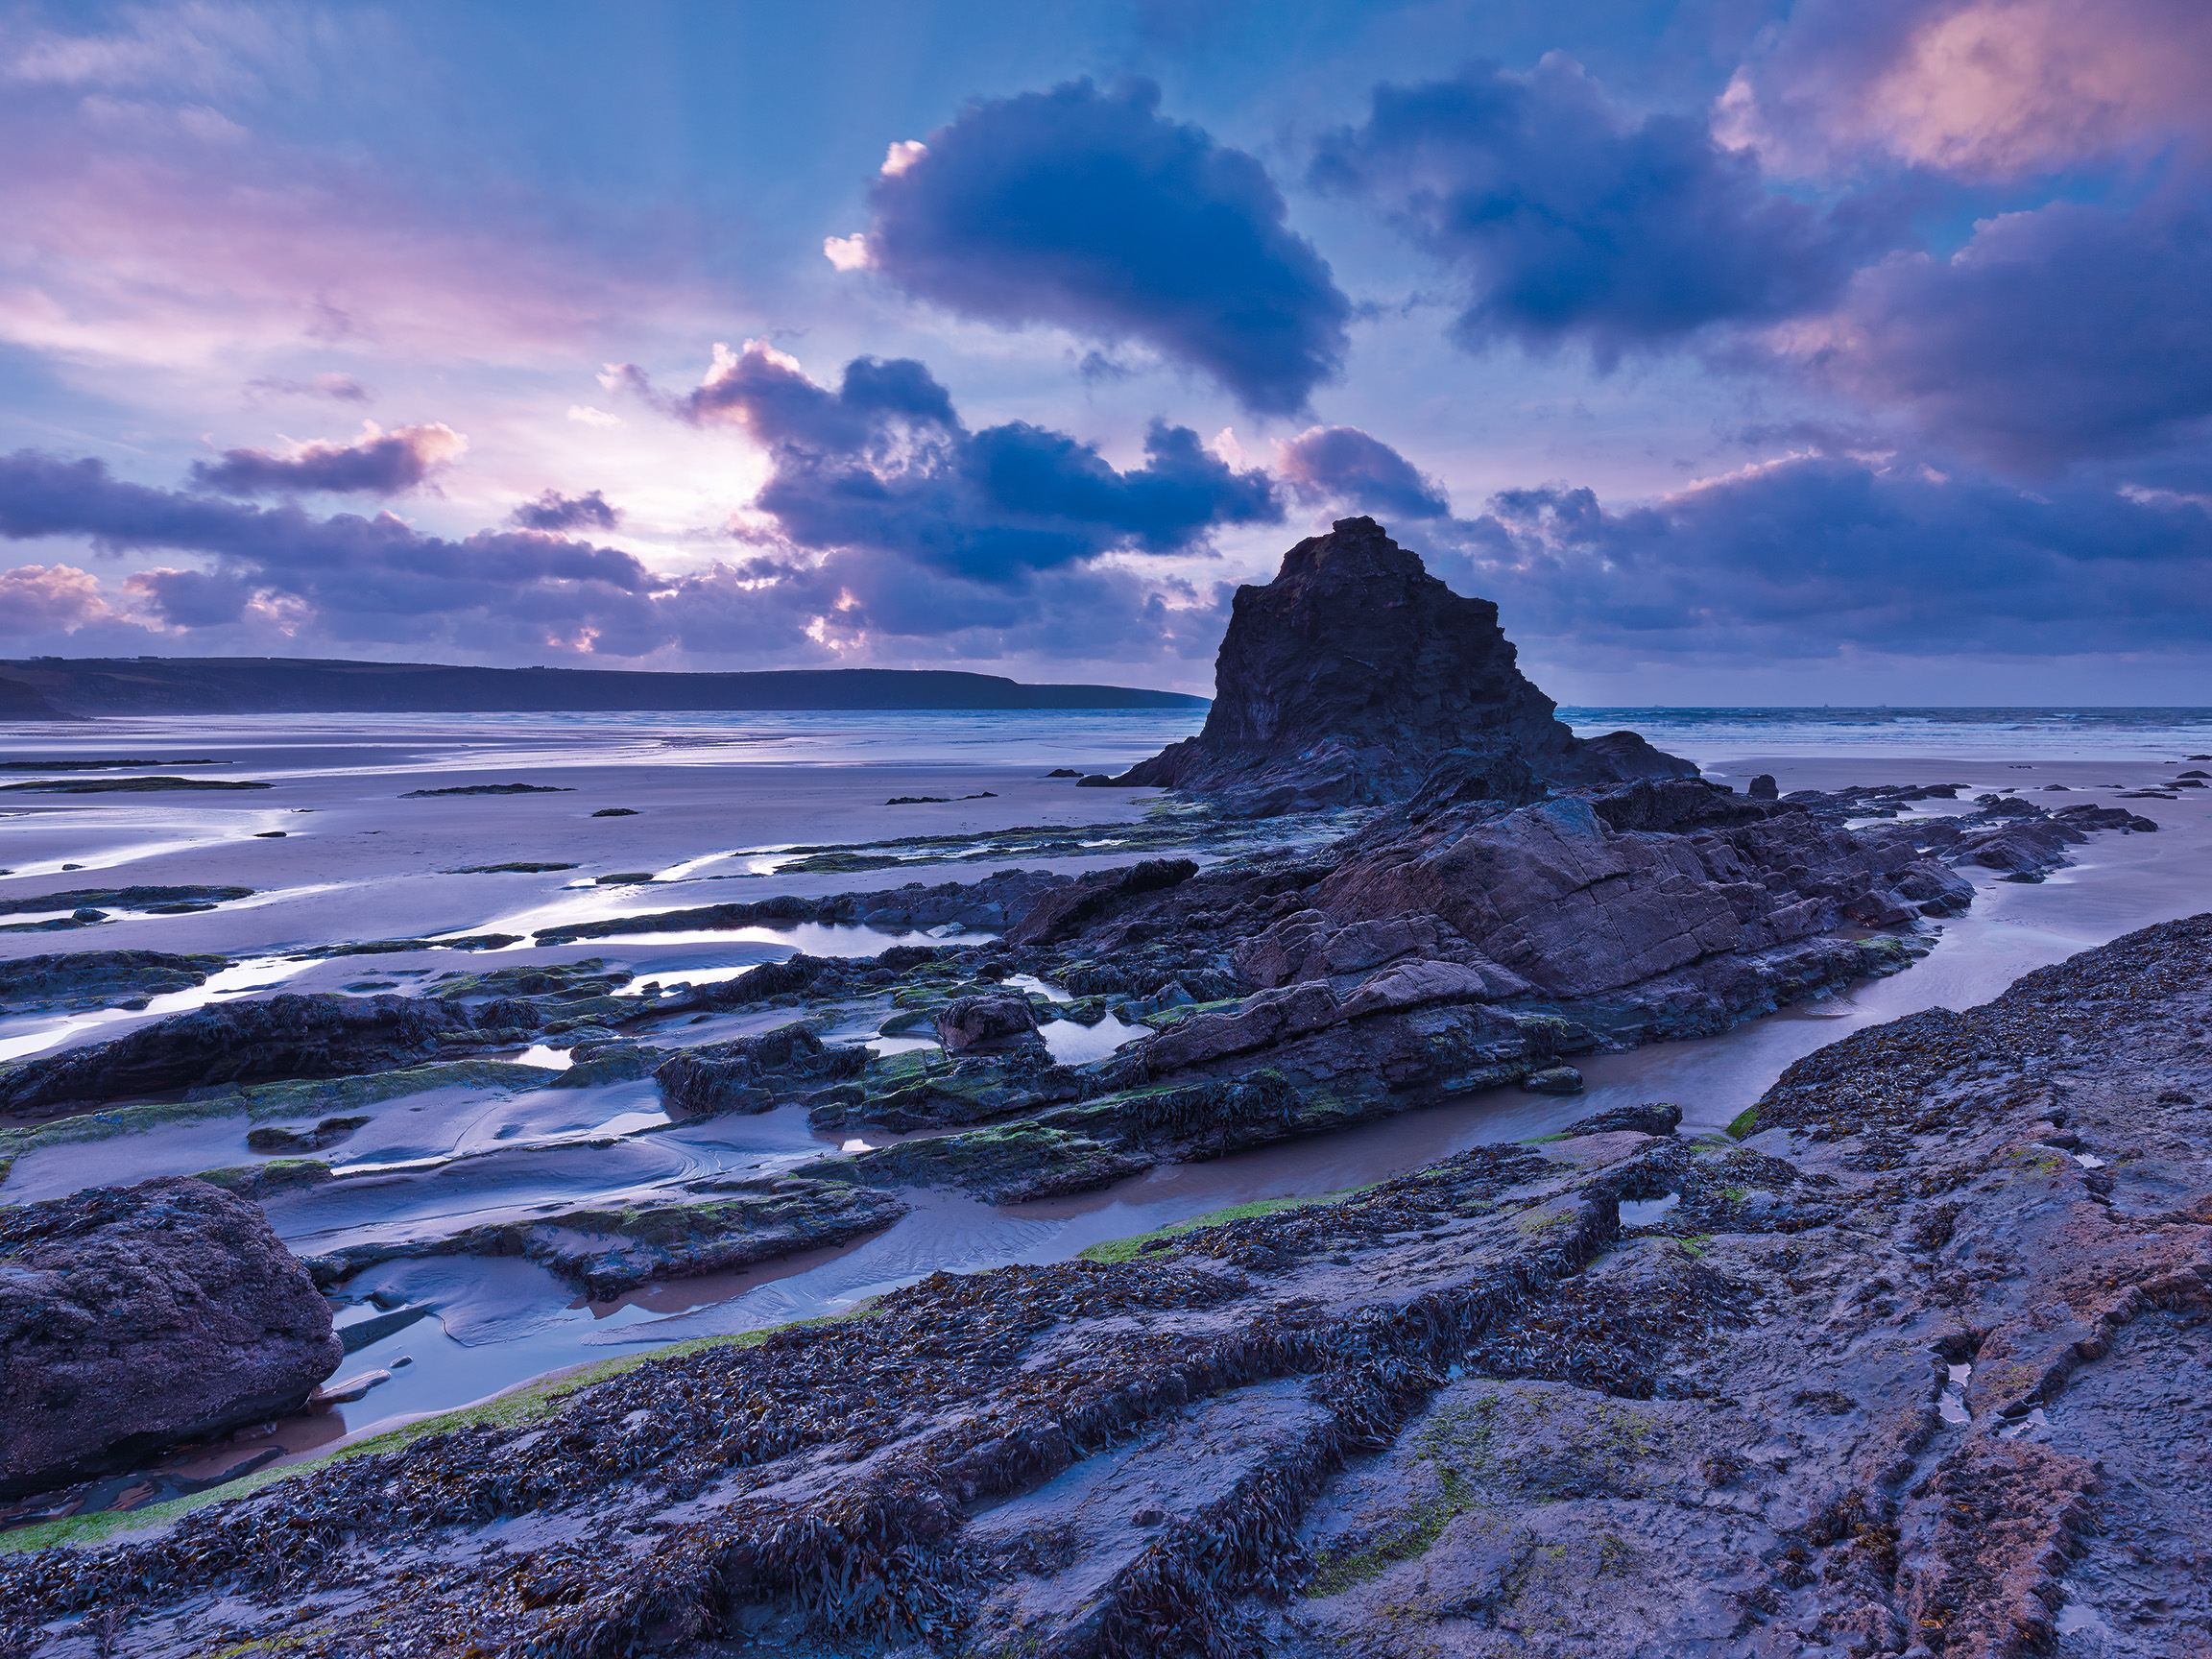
[2,709,2208,1518]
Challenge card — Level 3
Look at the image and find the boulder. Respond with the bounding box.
[934,995,1041,1052]
[1561,1101,1682,1137]
[1521,1067,1585,1094]
[1115,517,1694,811]
[0,1177,341,1499]
[1747,774,1779,800]
[0,992,475,1118]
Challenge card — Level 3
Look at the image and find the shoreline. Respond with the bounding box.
[4,718,2210,1546]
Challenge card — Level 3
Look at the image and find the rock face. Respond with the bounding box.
[0,1176,340,1499]
[1118,517,1694,812]
[30,915,2210,1657]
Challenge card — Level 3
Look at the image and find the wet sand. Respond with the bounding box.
[4,719,2208,1515]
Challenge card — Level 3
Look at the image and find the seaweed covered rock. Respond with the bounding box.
[0,1176,340,1499]
[0,992,475,1118]
[1117,517,1693,812]
[652,1022,870,1117]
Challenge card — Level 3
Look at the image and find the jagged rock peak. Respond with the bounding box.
[1120,517,1693,813]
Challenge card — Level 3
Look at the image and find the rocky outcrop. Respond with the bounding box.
[1117,517,1694,812]
[651,1024,870,1118]
[0,992,474,1118]
[0,1176,339,1499]
[14,916,2207,1656]
[1003,856,1197,946]
[298,1179,907,1301]
[0,949,228,1017]
[933,995,1039,1052]
[532,867,1070,945]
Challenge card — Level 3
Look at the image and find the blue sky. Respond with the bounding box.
[0,0,2206,702]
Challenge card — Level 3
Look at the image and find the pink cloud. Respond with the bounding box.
[191,421,467,496]
[0,564,111,633]
[1720,0,2212,180]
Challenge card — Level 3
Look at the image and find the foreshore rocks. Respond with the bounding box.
[532,867,1070,945]
[652,1024,870,1117]
[18,913,2207,1656]
[0,992,476,1118]
[0,1176,339,1499]
[1116,517,1695,812]
[298,1178,907,1302]
[0,949,227,1017]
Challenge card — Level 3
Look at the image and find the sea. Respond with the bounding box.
[18,704,2205,775]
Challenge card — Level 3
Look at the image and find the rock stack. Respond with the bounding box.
[1118,517,1694,813]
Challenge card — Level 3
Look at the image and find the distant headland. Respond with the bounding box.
[0,658,1209,717]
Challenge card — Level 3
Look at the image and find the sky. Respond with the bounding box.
[0,0,2207,704]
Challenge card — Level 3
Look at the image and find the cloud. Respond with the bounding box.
[122,565,255,627]
[1435,451,2212,660]
[644,340,1282,581]
[1311,56,1873,362]
[831,79,1350,416]
[245,373,372,404]
[510,489,621,532]
[1277,426,1451,518]
[0,563,109,633]
[1718,0,2212,180]
[188,421,467,496]
[1780,196,2212,472]
[0,448,667,650]
[0,366,1258,665]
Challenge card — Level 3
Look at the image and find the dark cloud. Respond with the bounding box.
[122,566,257,627]
[1433,452,2212,660]
[1311,57,1873,362]
[245,373,373,404]
[188,421,464,496]
[845,79,1350,416]
[1278,425,1451,518]
[510,488,621,531]
[1798,197,2212,473]
[651,342,1282,581]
